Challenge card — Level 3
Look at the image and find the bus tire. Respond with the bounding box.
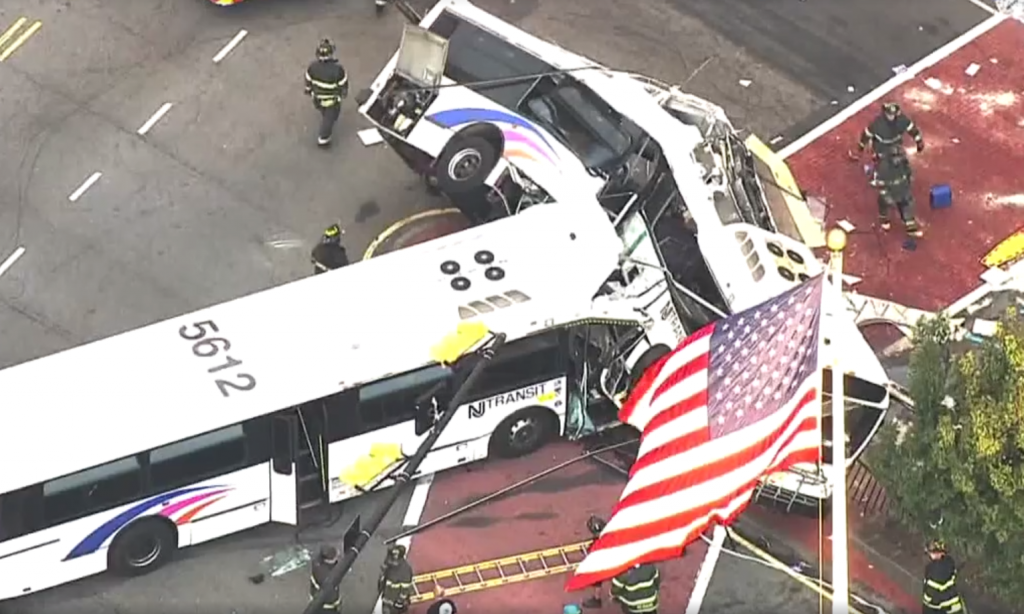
[628,344,672,392]
[434,134,498,195]
[490,406,558,459]
[108,518,178,577]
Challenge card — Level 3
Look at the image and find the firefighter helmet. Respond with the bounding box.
[587,515,607,537]
[316,39,336,60]
[882,102,901,119]
[320,544,339,562]
[322,223,343,244]
[927,539,947,554]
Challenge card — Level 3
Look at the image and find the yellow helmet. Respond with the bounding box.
[927,539,946,554]
[322,224,343,244]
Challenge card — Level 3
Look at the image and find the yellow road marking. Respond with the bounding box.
[0,18,42,62]
[362,207,462,260]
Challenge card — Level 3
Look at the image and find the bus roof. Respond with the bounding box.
[0,203,623,493]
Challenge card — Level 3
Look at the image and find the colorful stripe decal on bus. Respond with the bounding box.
[64,485,232,561]
[427,108,560,165]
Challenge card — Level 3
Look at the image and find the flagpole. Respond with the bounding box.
[825,227,850,614]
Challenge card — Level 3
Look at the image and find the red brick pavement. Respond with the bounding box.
[757,16,1024,614]
[785,17,1024,312]
[406,442,705,613]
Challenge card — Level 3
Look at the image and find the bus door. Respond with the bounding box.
[295,403,329,518]
[270,414,298,525]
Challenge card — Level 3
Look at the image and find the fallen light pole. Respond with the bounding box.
[302,332,507,614]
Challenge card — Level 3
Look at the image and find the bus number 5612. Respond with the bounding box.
[178,320,257,397]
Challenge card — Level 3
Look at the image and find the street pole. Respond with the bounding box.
[825,227,850,614]
[302,333,507,614]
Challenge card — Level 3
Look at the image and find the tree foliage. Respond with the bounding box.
[873,310,1024,602]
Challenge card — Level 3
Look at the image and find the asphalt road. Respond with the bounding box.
[0,0,999,612]
[0,0,441,369]
[0,0,993,367]
[701,538,837,614]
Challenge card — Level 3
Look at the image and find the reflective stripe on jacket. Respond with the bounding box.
[381,560,414,610]
[611,564,660,613]
[306,59,349,107]
[923,556,963,613]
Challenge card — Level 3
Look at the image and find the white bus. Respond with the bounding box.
[0,202,701,601]
[358,0,891,505]
[357,0,826,312]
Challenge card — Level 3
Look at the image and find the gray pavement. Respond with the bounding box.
[0,0,438,368]
[0,0,1000,612]
[701,538,835,614]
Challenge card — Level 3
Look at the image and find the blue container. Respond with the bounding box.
[930,184,953,209]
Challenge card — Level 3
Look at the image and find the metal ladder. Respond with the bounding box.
[409,540,593,604]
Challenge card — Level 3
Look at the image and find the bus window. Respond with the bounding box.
[149,425,247,492]
[321,390,360,443]
[357,366,452,432]
[520,77,631,170]
[471,333,565,397]
[429,11,553,109]
[42,457,143,526]
[0,487,38,542]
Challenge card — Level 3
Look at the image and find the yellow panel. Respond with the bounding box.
[982,229,1024,268]
[339,443,405,488]
[430,321,489,364]
[745,135,827,249]
[369,442,403,465]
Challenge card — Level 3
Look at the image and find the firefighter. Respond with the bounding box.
[610,563,660,614]
[872,153,923,238]
[309,545,342,613]
[582,516,607,609]
[379,544,415,614]
[311,224,350,275]
[923,540,965,614]
[305,39,349,147]
[853,102,924,161]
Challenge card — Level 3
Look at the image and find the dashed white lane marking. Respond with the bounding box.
[137,102,173,136]
[213,29,248,64]
[0,246,26,279]
[69,171,102,202]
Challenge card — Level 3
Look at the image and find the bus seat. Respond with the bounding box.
[527,96,558,126]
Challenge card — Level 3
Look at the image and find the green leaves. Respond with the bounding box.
[873,310,1024,603]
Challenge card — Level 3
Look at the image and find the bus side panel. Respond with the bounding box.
[326,376,568,502]
[0,468,270,601]
[0,525,82,601]
[187,465,270,547]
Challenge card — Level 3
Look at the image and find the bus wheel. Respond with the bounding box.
[628,344,672,392]
[434,135,498,195]
[109,518,177,577]
[490,407,558,458]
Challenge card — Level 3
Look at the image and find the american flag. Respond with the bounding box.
[565,275,826,590]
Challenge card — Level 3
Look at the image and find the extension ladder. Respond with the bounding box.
[409,540,593,603]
